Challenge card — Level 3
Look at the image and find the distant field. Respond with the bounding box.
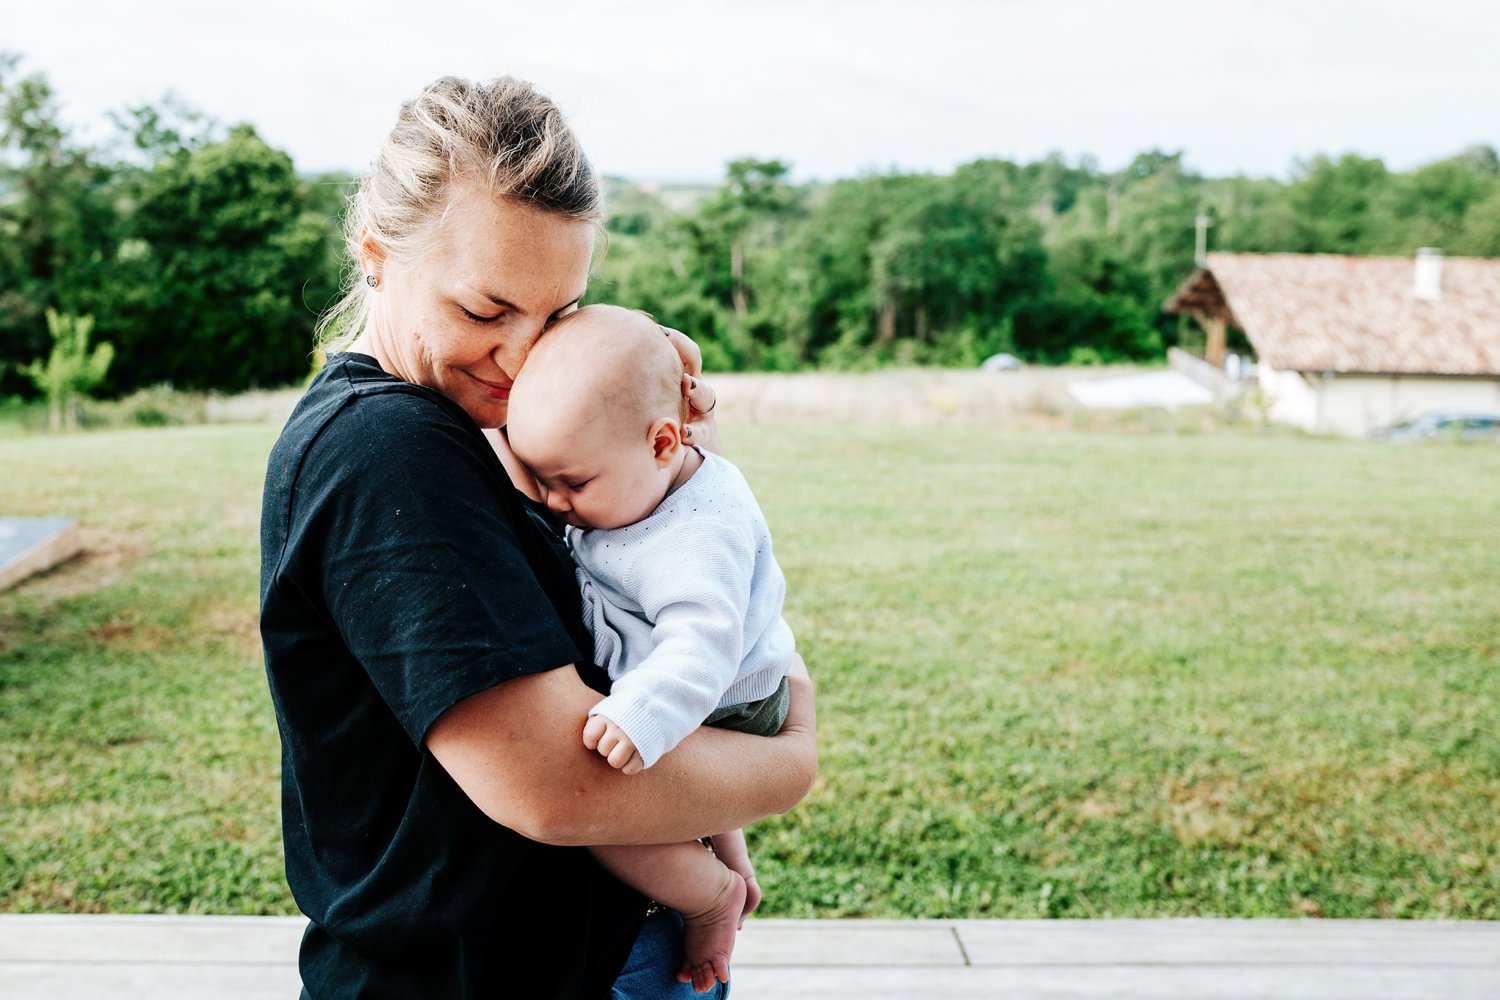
[1,422,1497,918]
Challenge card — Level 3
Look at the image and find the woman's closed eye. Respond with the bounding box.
[460,305,503,324]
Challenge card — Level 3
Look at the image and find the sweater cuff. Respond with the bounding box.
[589,695,673,770]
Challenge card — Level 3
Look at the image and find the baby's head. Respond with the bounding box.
[507,304,690,530]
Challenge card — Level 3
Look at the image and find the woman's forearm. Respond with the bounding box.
[426,658,817,846]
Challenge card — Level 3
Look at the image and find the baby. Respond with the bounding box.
[505,305,797,992]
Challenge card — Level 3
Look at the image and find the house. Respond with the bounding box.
[1164,251,1500,436]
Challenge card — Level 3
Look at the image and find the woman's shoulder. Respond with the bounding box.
[298,352,467,432]
[280,354,479,456]
[267,353,507,512]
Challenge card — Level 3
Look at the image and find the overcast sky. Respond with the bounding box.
[7,0,1498,182]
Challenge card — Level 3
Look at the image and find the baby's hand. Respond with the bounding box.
[582,715,644,774]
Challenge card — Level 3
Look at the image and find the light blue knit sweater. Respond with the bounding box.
[568,452,796,769]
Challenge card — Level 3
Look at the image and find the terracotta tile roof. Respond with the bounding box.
[1164,252,1500,376]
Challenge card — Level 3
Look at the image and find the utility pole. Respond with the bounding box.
[1195,214,1214,267]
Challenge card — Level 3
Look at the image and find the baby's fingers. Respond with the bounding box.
[582,715,609,750]
[605,738,638,771]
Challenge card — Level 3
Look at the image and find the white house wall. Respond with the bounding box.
[1258,365,1318,431]
[1257,364,1500,435]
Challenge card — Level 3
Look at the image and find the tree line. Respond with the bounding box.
[4,52,1499,398]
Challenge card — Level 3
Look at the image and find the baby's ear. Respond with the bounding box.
[648,417,683,466]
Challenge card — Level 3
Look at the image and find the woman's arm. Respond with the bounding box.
[427,655,816,846]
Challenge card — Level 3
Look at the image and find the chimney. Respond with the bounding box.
[1414,247,1443,301]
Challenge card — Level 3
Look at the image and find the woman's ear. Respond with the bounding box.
[649,417,683,467]
[358,229,385,283]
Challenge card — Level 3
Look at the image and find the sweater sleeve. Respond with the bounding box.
[587,514,756,768]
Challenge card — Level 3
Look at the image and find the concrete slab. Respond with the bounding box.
[1067,371,1216,410]
[729,964,1500,1000]
[0,516,80,592]
[1,916,1496,1000]
[954,918,1500,966]
[2,962,301,1000]
[733,919,964,967]
[0,915,305,964]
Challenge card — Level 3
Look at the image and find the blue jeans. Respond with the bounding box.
[612,909,730,999]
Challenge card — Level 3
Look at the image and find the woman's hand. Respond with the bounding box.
[661,325,722,455]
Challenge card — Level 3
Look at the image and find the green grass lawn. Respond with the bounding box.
[2,423,1497,918]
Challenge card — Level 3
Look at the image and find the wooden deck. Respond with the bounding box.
[0,916,1495,998]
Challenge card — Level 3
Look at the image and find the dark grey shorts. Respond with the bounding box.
[703,676,790,737]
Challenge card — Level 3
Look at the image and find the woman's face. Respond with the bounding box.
[364,184,595,429]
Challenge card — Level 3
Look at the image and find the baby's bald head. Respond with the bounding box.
[509,304,685,452]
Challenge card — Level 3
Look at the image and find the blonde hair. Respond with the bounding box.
[316,75,602,351]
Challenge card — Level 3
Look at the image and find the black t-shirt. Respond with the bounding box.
[259,352,645,999]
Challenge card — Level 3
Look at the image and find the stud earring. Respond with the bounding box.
[365,273,379,288]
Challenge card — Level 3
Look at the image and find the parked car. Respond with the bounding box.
[1376,411,1500,442]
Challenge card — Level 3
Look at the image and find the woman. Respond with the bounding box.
[259,76,817,999]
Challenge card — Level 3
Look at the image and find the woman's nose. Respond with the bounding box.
[496,321,547,374]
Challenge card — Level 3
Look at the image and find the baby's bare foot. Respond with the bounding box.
[675,869,746,993]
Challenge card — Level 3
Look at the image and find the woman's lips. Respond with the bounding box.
[466,372,511,400]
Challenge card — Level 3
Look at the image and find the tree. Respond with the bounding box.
[1286,154,1397,253]
[109,92,215,165]
[93,125,327,392]
[20,309,113,430]
[697,159,799,321]
[866,168,1046,360]
[0,54,120,396]
[1388,151,1499,250]
[1454,189,1500,257]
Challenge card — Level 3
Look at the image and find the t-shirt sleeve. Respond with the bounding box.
[294,391,582,745]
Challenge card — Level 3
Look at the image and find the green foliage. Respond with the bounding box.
[0,54,332,396]
[1452,188,1500,256]
[4,424,1498,917]
[88,125,325,392]
[0,54,121,397]
[595,142,1500,372]
[4,49,1500,384]
[19,310,113,431]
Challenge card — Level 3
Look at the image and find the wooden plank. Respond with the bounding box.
[0,962,301,1000]
[0,916,304,964]
[2,961,1493,1000]
[730,965,1500,999]
[2,917,1496,1000]
[0,916,967,969]
[1205,314,1228,368]
[735,921,965,966]
[954,919,1500,967]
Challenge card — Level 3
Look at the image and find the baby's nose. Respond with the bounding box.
[545,491,570,513]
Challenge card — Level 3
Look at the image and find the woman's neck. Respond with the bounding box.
[347,329,391,372]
